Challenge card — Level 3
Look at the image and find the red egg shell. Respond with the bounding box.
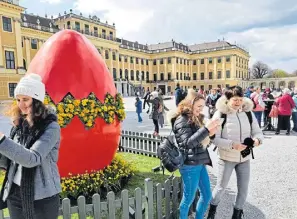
[27,30,121,177]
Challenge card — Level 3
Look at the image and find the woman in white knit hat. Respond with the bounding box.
[0,73,61,219]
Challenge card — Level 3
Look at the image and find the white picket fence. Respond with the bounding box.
[0,130,200,219]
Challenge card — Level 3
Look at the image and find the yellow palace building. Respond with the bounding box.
[0,0,250,100]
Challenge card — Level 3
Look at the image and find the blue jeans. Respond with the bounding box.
[179,165,211,219]
[137,112,142,122]
[253,111,262,127]
[292,112,297,132]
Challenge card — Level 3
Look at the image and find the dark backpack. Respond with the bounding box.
[213,111,253,152]
[157,133,185,173]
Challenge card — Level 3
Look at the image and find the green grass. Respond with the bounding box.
[0,152,179,218]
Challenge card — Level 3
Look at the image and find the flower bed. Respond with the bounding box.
[60,154,136,203]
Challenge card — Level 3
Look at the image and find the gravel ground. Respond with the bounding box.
[1,98,297,219]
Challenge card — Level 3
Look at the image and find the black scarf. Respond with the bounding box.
[1,114,57,219]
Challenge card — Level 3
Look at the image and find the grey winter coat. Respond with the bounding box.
[148,97,160,120]
[0,115,61,202]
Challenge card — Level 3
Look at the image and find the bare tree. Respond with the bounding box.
[251,61,271,78]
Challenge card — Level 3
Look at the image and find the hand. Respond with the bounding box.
[205,119,220,131]
[232,142,247,151]
[253,138,260,146]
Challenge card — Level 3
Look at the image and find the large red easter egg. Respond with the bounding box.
[27,30,121,177]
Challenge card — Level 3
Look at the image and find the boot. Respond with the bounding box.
[231,208,244,219]
[207,204,217,219]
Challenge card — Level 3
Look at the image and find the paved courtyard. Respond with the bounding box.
[0,97,297,218]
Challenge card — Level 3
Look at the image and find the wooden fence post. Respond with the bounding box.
[156,183,163,219]
[77,195,87,219]
[92,193,101,219]
[144,178,154,219]
[134,188,142,219]
[62,198,71,219]
[107,192,116,219]
[121,190,129,219]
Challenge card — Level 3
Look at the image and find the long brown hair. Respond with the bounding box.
[176,93,205,126]
[4,99,48,126]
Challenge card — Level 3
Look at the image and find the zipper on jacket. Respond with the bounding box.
[236,113,242,162]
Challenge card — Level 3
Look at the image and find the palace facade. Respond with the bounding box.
[0,0,250,100]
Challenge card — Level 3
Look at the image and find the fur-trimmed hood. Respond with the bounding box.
[215,95,254,114]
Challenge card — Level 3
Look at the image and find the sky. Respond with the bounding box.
[19,0,297,73]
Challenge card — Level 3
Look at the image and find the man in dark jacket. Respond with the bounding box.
[143,88,151,113]
[175,83,185,106]
[244,86,254,98]
[206,89,221,118]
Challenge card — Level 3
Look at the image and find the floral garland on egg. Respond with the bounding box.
[44,92,125,129]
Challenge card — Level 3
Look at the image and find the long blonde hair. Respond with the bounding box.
[176,93,205,127]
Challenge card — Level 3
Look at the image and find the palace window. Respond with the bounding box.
[153,73,157,81]
[226,70,231,78]
[146,71,149,81]
[153,59,156,65]
[136,58,139,64]
[109,31,113,40]
[160,73,164,81]
[130,57,133,64]
[120,69,123,78]
[218,57,222,63]
[209,72,213,79]
[209,85,212,90]
[124,69,128,79]
[176,72,179,80]
[141,71,145,80]
[193,60,197,65]
[2,16,12,32]
[105,50,109,59]
[136,71,140,81]
[124,56,128,62]
[31,39,38,49]
[8,83,17,97]
[5,51,15,69]
[131,70,135,81]
[200,59,204,64]
[75,22,80,31]
[102,29,106,38]
[226,56,231,62]
[193,73,197,80]
[146,59,149,65]
[113,68,117,80]
[200,72,204,80]
[160,59,164,65]
[141,59,144,65]
[217,71,222,79]
[119,55,122,62]
[176,58,179,63]
[94,27,98,36]
[85,24,90,34]
[168,72,171,80]
[180,73,182,80]
[209,58,213,64]
[112,52,116,61]
[168,57,171,64]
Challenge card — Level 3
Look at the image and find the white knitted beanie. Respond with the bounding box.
[14,73,45,102]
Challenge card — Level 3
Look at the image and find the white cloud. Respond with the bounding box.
[40,0,61,4]
[73,0,297,72]
[73,0,154,37]
[225,24,297,72]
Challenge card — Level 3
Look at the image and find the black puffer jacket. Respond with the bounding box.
[173,114,212,166]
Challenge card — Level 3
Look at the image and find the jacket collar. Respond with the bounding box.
[215,95,254,114]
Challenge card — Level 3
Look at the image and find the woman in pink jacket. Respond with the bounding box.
[250,87,265,127]
[275,88,295,135]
